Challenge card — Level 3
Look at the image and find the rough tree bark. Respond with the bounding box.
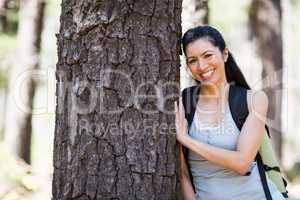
[52,0,182,200]
[4,0,45,164]
[249,0,283,160]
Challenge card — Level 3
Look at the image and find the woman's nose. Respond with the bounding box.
[196,60,207,70]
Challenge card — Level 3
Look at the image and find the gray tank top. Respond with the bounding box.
[188,101,279,200]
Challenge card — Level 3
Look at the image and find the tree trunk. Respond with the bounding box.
[4,0,45,164]
[249,0,283,161]
[181,0,209,89]
[52,0,182,199]
[182,0,208,31]
[0,0,8,32]
[195,0,208,25]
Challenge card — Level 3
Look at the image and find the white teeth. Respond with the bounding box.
[201,69,214,78]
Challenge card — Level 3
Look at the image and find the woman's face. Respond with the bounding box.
[185,38,228,87]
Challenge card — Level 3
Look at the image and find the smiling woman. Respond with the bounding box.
[185,39,228,84]
[175,26,286,200]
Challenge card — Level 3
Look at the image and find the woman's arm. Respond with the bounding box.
[175,90,268,176]
[179,144,197,200]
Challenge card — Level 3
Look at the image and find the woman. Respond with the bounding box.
[174,26,285,200]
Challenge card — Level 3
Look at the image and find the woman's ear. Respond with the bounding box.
[223,47,229,62]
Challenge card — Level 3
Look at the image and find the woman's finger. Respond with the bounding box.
[179,98,185,117]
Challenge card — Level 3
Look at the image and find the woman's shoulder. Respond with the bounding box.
[246,89,269,113]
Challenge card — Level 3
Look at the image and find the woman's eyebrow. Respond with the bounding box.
[187,50,214,59]
[200,50,214,55]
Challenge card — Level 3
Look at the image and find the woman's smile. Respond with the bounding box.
[185,38,228,86]
[200,68,215,80]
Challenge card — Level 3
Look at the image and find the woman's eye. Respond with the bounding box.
[188,59,197,65]
[204,54,212,58]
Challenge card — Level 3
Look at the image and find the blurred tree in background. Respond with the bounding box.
[0,0,19,140]
[249,0,283,161]
[193,0,209,26]
[4,0,45,164]
[0,0,9,32]
[0,0,20,34]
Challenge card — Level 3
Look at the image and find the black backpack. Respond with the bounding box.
[181,84,288,199]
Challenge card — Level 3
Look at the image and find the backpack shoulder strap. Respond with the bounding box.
[229,85,273,200]
[181,85,200,192]
[228,85,249,130]
[181,85,288,199]
[182,85,200,129]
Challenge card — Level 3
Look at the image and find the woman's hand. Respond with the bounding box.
[174,98,189,144]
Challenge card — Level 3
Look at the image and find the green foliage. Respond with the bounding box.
[0,69,8,89]
[0,33,16,89]
[6,9,19,35]
[0,33,17,52]
[1,0,20,35]
[290,0,300,8]
[246,1,255,20]
[45,0,61,15]
[286,162,300,182]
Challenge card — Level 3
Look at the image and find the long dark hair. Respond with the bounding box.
[182,25,250,89]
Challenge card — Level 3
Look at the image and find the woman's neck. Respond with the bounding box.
[199,82,230,103]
